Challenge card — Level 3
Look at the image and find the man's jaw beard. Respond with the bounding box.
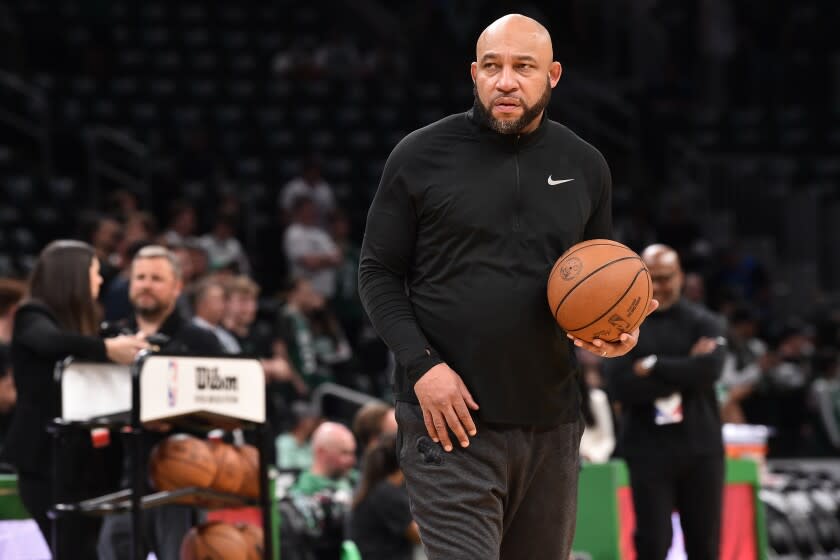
[472,79,552,135]
[132,299,168,323]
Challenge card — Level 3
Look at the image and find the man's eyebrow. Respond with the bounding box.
[480,53,538,64]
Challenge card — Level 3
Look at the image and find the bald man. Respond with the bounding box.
[359,13,655,559]
[288,422,356,559]
[293,421,357,494]
[604,244,727,559]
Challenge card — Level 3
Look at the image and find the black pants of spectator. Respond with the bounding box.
[626,453,724,559]
[17,473,101,560]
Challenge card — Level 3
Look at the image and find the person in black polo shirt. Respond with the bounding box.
[358,14,656,560]
[605,244,727,559]
[98,245,222,560]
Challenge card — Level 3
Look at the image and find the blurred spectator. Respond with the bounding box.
[308,304,354,386]
[0,278,25,455]
[349,433,420,560]
[352,401,398,456]
[98,246,221,560]
[577,350,616,464]
[718,304,768,423]
[277,278,353,388]
[283,421,357,560]
[185,240,210,281]
[292,421,356,494]
[683,271,706,305]
[222,276,268,353]
[276,400,321,471]
[0,278,26,344]
[0,345,15,456]
[222,275,304,388]
[102,240,154,322]
[284,197,341,298]
[161,200,199,248]
[760,319,815,456]
[199,213,251,275]
[605,244,727,559]
[328,209,365,348]
[276,278,330,389]
[119,212,158,265]
[810,350,840,453]
[191,277,241,354]
[279,155,336,226]
[169,243,198,318]
[8,241,148,559]
[78,212,123,295]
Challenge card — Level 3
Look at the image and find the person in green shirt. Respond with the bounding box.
[275,400,321,471]
[284,422,358,560]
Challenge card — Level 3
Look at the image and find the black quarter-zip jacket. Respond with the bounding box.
[358,107,612,425]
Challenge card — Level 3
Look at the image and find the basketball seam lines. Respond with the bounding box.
[552,256,640,317]
[556,265,646,332]
[623,268,652,334]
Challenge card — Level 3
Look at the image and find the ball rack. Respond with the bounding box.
[49,351,275,560]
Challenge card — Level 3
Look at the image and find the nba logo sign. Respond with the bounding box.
[167,360,178,407]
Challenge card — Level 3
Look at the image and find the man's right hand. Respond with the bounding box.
[413,363,479,452]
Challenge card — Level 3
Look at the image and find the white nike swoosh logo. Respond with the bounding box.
[547,176,575,185]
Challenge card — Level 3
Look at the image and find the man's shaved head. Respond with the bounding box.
[641,244,681,268]
[311,421,356,479]
[471,14,561,135]
[476,14,554,63]
[641,244,684,310]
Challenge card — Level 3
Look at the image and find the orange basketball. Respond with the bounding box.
[547,239,652,343]
[149,434,217,492]
[180,521,249,560]
[207,440,246,494]
[236,523,264,560]
[236,444,260,498]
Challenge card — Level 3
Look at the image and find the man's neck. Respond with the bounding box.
[310,463,328,478]
[135,308,173,336]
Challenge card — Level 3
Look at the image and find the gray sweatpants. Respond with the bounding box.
[395,401,583,560]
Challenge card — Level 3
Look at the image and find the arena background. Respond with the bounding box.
[0,1,838,559]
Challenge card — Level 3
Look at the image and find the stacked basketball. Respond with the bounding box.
[149,435,260,498]
[180,521,263,560]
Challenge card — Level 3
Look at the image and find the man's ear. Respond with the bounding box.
[549,61,562,88]
[470,61,477,83]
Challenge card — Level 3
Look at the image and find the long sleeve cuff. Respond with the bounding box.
[405,349,444,386]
